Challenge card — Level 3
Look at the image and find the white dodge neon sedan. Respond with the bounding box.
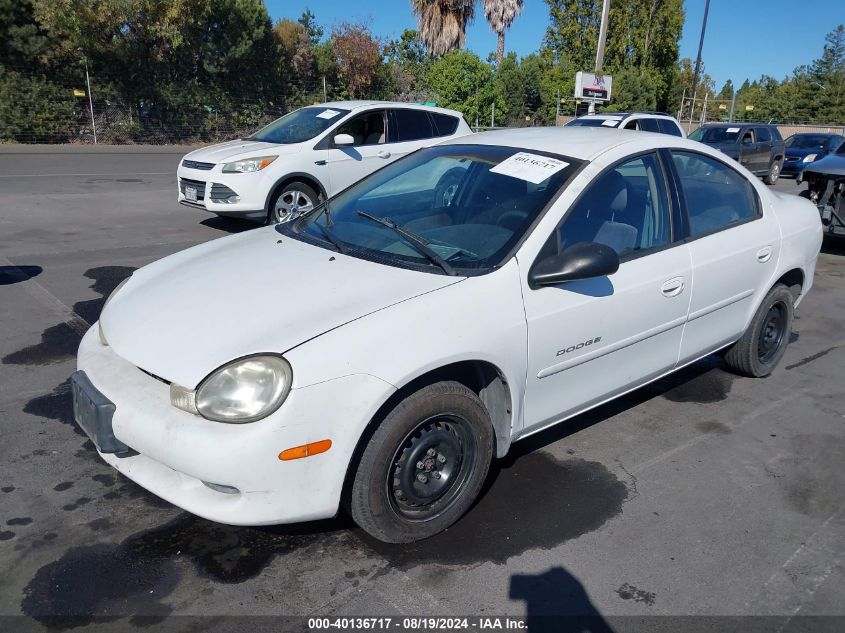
[74,127,822,542]
[176,101,471,223]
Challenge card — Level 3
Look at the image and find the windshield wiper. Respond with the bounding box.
[314,219,347,254]
[356,210,457,276]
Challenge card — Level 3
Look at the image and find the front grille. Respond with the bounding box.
[182,159,214,170]
[209,183,239,202]
[179,178,205,201]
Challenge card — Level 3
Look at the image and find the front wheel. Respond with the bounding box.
[267,181,319,224]
[349,381,494,543]
[764,160,781,185]
[723,284,794,377]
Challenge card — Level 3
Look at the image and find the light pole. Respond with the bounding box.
[83,57,97,144]
[690,0,711,110]
[589,0,611,115]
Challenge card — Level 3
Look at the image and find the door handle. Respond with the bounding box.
[377,150,391,159]
[756,246,773,263]
[314,160,327,166]
[661,277,685,297]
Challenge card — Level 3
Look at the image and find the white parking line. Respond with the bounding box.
[0,172,172,178]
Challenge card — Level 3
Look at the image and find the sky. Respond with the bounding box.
[266,0,842,91]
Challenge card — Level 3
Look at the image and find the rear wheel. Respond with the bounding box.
[764,160,781,185]
[268,181,319,224]
[723,284,794,377]
[350,381,494,543]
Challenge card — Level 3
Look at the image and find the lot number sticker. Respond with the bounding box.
[316,109,342,120]
[490,152,570,184]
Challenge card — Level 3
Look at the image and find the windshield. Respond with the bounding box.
[567,117,620,128]
[247,107,350,144]
[689,126,741,143]
[785,134,836,150]
[283,144,583,274]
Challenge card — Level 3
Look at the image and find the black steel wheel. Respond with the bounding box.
[724,284,794,377]
[349,381,494,543]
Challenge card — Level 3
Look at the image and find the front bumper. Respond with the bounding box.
[76,326,396,525]
[176,164,268,221]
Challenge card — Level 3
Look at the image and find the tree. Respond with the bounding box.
[426,49,502,125]
[717,79,734,101]
[298,8,323,46]
[331,22,382,98]
[411,0,475,58]
[482,0,524,67]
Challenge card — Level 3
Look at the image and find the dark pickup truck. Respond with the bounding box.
[689,123,785,184]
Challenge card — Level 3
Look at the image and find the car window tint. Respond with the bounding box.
[430,113,459,136]
[639,118,660,133]
[671,151,758,237]
[742,129,755,144]
[553,154,670,258]
[393,109,435,141]
[335,111,386,146]
[757,127,771,142]
[624,120,639,130]
[657,119,683,137]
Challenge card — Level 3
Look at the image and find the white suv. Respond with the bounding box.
[566,111,686,137]
[177,101,472,223]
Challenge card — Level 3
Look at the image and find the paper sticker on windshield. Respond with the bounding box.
[490,152,570,184]
[316,109,341,120]
[601,119,620,127]
[727,127,740,133]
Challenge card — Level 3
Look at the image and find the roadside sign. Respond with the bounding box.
[719,103,727,110]
[574,72,612,102]
[73,89,86,97]
[745,104,754,111]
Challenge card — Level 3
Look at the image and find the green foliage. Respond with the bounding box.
[427,50,502,126]
[0,67,76,142]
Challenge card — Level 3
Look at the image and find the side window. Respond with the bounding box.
[741,129,755,145]
[639,118,661,133]
[430,113,459,136]
[550,153,671,258]
[657,119,683,137]
[757,127,771,143]
[671,151,759,238]
[392,109,435,142]
[334,110,386,146]
[624,119,640,131]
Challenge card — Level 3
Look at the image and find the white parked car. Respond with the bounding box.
[75,128,822,542]
[566,111,686,137]
[177,101,472,223]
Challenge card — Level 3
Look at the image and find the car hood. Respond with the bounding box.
[100,228,463,387]
[183,139,304,164]
[802,154,845,177]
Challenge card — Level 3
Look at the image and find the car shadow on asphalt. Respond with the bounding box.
[199,216,258,234]
[0,265,42,285]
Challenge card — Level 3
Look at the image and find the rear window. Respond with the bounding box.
[639,118,660,133]
[392,109,435,142]
[430,112,459,136]
[657,118,683,137]
[757,127,771,142]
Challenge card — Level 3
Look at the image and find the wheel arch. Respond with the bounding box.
[340,360,515,512]
[264,173,327,214]
[773,267,804,299]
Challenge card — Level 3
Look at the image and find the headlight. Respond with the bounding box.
[222,156,277,173]
[171,355,292,423]
[98,276,131,346]
[802,154,817,163]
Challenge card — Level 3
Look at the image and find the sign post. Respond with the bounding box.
[574,72,613,115]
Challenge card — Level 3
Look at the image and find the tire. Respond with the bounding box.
[433,168,466,208]
[763,159,781,185]
[723,284,794,377]
[350,381,494,543]
[267,181,319,224]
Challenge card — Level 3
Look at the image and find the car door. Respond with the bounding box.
[324,109,392,195]
[668,150,780,364]
[520,152,692,432]
[738,128,759,172]
[755,126,773,171]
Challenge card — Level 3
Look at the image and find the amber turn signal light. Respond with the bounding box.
[279,439,332,461]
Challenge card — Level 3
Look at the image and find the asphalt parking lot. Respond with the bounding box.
[1,145,843,631]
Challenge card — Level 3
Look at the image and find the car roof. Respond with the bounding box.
[788,132,842,137]
[700,122,775,128]
[438,126,703,161]
[575,112,675,119]
[314,100,465,118]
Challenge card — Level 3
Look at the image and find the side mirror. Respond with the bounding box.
[333,133,355,147]
[528,242,620,289]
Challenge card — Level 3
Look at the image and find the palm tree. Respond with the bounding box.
[483,0,524,66]
[410,0,476,58]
